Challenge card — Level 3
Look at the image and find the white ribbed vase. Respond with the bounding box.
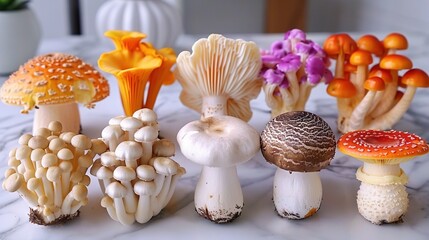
[95,0,182,48]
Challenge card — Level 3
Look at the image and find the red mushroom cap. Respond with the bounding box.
[338,129,428,164]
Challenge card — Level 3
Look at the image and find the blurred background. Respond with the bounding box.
[31,0,429,39]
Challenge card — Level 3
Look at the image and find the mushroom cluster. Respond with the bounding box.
[91,108,185,225]
[0,53,109,134]
[338,129,429,224]
[324,33,429,133]
[2,121,106,225]
[260,29,333,118]
[98,30,176,116]
[260,111,336,219]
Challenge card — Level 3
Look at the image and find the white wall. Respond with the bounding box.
[308,0,429,34]
[29,0,70,38]
[31,0,429,38]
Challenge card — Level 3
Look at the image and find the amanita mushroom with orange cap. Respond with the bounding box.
[323,33,357,78]
[338,129,428,224]
[260,111,336,219]
[383,33,408,55]
[349,50,373,101]
[174,34,262,121]
[0,53,109,134]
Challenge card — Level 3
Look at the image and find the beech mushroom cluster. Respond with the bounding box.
[324,33,429,133]
[338,129,428,224]
[2,121,106,225]
[91,108,185,225]
[260,111,336,219]
[260,29,333,118]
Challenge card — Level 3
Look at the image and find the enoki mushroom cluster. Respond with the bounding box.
[2,121,106,225]
[91,108,185,225]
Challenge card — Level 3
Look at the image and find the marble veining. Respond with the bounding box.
[0,33,428,239]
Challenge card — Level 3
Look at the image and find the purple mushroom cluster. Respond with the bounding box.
[260,29,333,117]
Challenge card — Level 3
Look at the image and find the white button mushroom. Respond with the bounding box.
[120,117,143,141]
[115,141,143,169]
[260,111,336,219]
[177,115,260,223]
[134,126,158,164]
[102,125,126,152]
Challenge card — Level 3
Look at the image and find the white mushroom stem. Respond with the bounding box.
[70,197,88,214]
[273,169,322,219]
[35,168,54,206]
[163,167,186,209]
[202,95,227,118]
[370,72,398,118]
[3,173,38,208]
[62,184,88,215]
[106,182,135,225]
[134,181,156,224]
[194,166,244,223]
[353,65,368,103]
[362,162,401,177]
[27,178,47,205]
[295,82,313,111]
[59,161,73,197]
[348,91,377,131]
[33,102,80,134]
[47,167,63,207]
[366,86,416,130]
[285,71,300,104]
[152,174,172,215]
[101,196,118,221]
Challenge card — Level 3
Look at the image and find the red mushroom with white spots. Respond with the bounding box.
[338,129,429,224]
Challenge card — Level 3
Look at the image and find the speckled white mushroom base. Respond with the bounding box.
[357,182,408,224]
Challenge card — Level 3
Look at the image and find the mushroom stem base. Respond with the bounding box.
[33,102,81,134]
[29,208,80,225]
[357,182,408,224]
[273,169,322,219]
[194,166,243,223]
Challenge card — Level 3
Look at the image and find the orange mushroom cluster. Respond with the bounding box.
[324,33,429,133]
[98,30,176,116]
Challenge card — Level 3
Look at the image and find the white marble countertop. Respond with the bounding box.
[0,33,429,240]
